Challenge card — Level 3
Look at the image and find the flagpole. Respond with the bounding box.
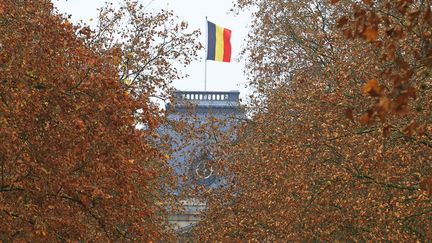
[204,16,208,91]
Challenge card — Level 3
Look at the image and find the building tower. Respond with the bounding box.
[165,90,243,232]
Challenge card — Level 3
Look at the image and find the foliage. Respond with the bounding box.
[0,0,200,241]
[91,0,201,104]
[194,0,432,241]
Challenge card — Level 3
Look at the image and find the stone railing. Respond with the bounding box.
[174,91,239,102]
[168,199,206,234]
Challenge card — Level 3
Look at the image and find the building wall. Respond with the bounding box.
[163,90,243,232]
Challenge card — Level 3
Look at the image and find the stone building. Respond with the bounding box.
[163,90,243,232]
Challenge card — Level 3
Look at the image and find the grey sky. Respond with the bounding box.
[53,0,251,100]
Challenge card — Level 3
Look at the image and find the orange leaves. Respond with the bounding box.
[363,27,378,41]
[360,109,373,124]
[378,97,391,113]
[359,114,370,124]
[337,0,426,131]
[0,1,179,241]
[376,96,392,121]
[360,76,417,125]
[61,20,72,29]
[362,79,383,97]
[337,3,380,41]
[197,0,432,241]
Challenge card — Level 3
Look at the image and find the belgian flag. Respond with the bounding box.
[207,21,232,62]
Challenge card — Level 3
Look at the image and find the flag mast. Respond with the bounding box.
[204,16,208,91]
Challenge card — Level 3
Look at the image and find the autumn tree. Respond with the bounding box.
[194,0,432,241]
[0,0,200,241]
[90,0,201,108]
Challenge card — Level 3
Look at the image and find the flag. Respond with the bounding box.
[207,21,232,62]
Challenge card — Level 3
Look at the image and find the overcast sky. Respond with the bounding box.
[53,0,252,100]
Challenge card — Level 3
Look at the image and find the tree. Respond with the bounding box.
[90,0,201,106]
[0,0,200,241]
[194,0,432,241]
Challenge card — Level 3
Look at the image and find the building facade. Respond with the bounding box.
[164,90,243,232]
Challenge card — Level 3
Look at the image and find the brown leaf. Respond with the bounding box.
[393,93,410,113]
[343,28,353,38]
[344,108,354,121]
[363,27,378,41]
[406,86,416,99]
[360,110,373,124]
[362,0,373,6]
[425,6,432,25]
[404,121,418,136]
[383,125,391,137]
[420,176,432,196]
[337,17,349,28]
[378,97,391,113]
[417,124,426,136]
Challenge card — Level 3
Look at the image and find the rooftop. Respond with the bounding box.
[171,90,240,109]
